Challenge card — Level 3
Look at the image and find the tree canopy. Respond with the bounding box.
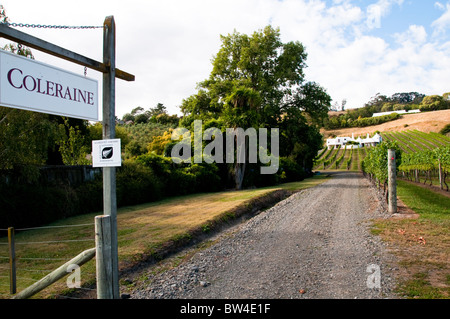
[179,26,330,189]
[181,26,329,127]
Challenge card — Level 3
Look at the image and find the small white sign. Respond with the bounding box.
[92,139,121,167]
[0,49,98,121]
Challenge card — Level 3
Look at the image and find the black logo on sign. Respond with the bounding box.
[102,147,113,159]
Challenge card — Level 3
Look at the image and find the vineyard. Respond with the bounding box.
[314,145,367,172]
[314,130,450,192]
[383,130,450,190]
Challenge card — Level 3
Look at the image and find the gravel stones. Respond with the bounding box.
[129,171,399,299]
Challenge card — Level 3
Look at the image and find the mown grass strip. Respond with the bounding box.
[406,130,444,149]
[429,132,450,144]
[382,132,409,153]
[350,148,359,171]
[396,180,450,223]
[314,147,334,169]
[390,131,422,153]
[402,131,437,150]
[334,147,347,169]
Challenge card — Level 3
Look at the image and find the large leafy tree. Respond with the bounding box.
[0,6,56,179]
[0,5,92,173]
[420,95,448,111]
[187,26,310,125]
[180,26,330,189]
[0,107,56,171]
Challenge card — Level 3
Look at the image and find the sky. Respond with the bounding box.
[1,0,450,120]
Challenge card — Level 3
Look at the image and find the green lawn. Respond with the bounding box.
[397,180,450,224]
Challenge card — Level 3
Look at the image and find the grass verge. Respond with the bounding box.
[0,174,330,299]
[371,180,450,299]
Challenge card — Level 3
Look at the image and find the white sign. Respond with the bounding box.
[92,139,121,167]
[0,49,98,121]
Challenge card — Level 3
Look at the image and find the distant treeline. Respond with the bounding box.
[322,92,450,130]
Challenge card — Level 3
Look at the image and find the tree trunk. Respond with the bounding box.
[235,162,246,190]
[443,171,448,191]
[234,129,248,190]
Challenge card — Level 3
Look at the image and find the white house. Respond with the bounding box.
[360,132,382,147]
[326,136,351,149]
[326,133,382,150]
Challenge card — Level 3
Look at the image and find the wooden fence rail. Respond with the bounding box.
[12,248,95,299]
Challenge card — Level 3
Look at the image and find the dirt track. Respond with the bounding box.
[130,171,399,299]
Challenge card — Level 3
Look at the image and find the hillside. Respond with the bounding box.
[321,109,450,139]
[315,109,450,173]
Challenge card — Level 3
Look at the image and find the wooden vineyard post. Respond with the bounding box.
[388,149,397,214]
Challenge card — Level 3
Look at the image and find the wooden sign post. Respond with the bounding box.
[0,16,134,299]
[101,16,119,299]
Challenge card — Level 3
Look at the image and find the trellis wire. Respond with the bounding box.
[0,222,96,298]
[15,223,94,231]
[0,239,93,245]
[0,223,94,232]
[12,257,67,261]
[17,239,93,245]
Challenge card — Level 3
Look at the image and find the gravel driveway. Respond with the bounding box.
[130,171,399,299]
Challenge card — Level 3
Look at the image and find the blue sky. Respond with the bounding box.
[366,1,446,44]
[1,0,450,118]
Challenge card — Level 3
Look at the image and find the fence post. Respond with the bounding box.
[95,215,113,299]
[388,149,397,214]
[8,227,16,295]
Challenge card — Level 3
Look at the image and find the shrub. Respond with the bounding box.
[137,153,224,195]
[440,123,450,135]
[419,95,447,112]
[136,153,172,177]
[167,169,197,196]
[136,153,172,192]
[116,161,163,206]
[278,157,306,183]
[0,182,88,229]
[184,163,222,193]
[75,175,103,213]
[324,113,400,130]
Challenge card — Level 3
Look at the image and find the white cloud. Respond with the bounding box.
[432,2,450,37]
[366,0,404,29]
[435,2,445,10]
[1,0,449,117]
[394,25,428,45]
